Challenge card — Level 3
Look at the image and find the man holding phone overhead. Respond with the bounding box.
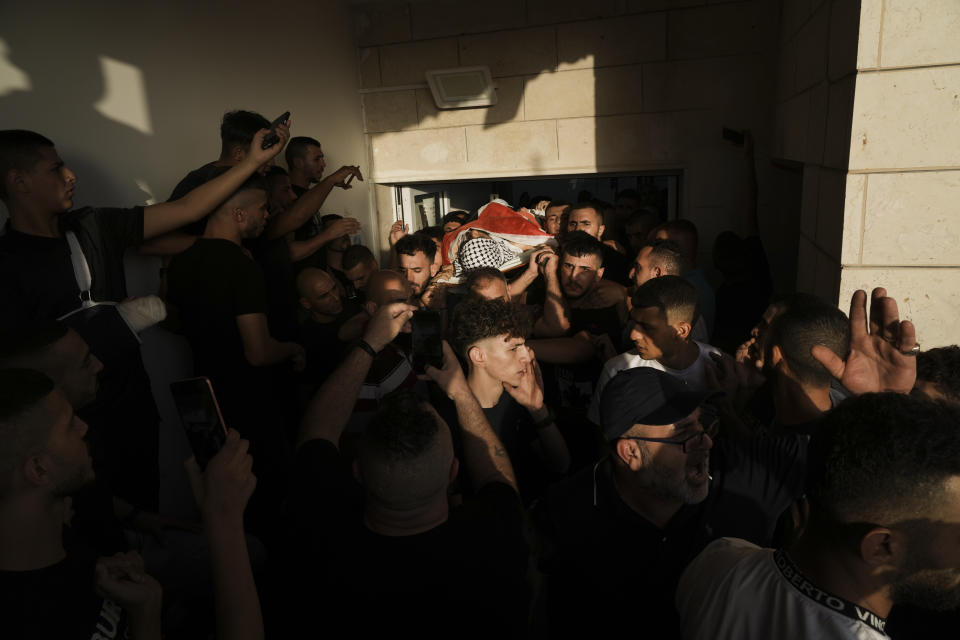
[0,126,287,513]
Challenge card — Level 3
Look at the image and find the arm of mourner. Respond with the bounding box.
[283,216,358,262]
[503,349,571,475]
[184,430,262,640]
[236,313,304,368]
[811,287,917,394]
[426,340,518,492]
[297,302,416,449]
[137,232,197,257]
[142,127,288,240]
[93,552,163,640]
[508,246,552,300]
[533,252,571,337]
[267,166,363,240]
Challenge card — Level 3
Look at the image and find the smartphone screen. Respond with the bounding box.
[170,377,228,469]
[411,310,443,373]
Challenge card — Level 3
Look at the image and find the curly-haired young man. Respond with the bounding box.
[451,298,570,501]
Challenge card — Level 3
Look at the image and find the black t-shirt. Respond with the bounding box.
[167,161,224,235]
[297,307,357,387]
[0,209,158,510]
[533,434,807,638]
[247,235,299,341]
[482,393,553,504]
[289,184,331,271]
[546,304,619,409]
[166,238,272,429]
[713,235,774,353]
[0,207,144,327]
[601,244,631,287]
[167,238,266,378]
[286,438,530,637]
[0,538,132,639]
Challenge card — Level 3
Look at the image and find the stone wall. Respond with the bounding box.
[354,0,789,280]
[838,0,960,348]
[773,0,862,304]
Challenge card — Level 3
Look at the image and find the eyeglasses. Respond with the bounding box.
[618,418,719,453]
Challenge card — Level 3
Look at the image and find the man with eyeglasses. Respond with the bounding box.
[533,367,807,638]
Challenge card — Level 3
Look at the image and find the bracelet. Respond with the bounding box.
[532,408,554,430]
[357,339,379,358]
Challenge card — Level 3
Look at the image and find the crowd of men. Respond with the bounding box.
[0,112,959,639]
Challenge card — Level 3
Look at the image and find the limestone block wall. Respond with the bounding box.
[840,0,960,348]
[773,0,862,304]
[353,0,787,281]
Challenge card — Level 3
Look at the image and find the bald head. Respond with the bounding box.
[297,268,343,319]
[365,270,412,309]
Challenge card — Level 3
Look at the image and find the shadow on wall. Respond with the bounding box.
[0,0,369,518]
[355,0,804,293]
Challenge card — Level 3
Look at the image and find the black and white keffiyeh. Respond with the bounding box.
[454,237,518,276]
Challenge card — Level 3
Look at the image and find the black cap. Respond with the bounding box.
[600,368,718,441]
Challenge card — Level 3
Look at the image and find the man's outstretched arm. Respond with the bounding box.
[298,302,416,449]
[141,126,289,239]
[266,165,363,240]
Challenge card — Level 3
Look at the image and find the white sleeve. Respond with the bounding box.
[676,538,760,636]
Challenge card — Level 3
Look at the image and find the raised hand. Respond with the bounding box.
[363,301,417,352]
[184,429,257,525]
[333,165,363,189]
[503,347,545,412]
[524,246,554,278]
[389,220,408,247]
[325,217,361,239]
[94,551,162,620]
[811,287,917,394]
[248,124,290,166]
[537,250,559,280]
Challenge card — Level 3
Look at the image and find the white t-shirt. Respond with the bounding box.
[587,340,721,425]
[676,538,889,640]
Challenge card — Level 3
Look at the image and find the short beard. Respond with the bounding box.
[890,560,960,611]
[637,444,709,505]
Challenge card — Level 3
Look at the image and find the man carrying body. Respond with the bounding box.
[588,275,721,425]
[451,298,570,502]
[543,201,569,237]
[537,232,627,409]
[395,233,441,307]
[0,127,287,511]
[287,304,529,636]
[565,203,630,286]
